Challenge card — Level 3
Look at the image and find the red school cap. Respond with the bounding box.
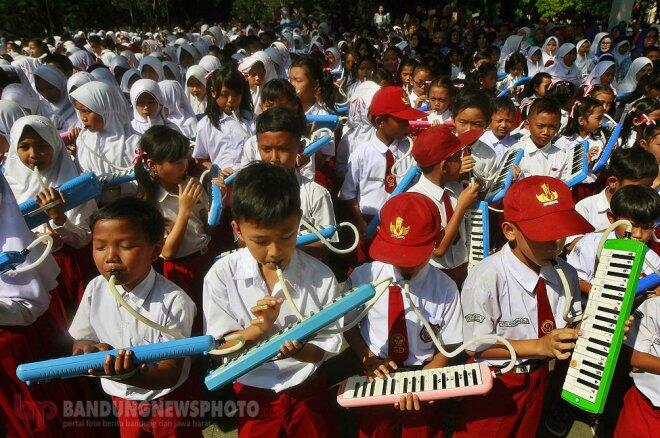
[412,126,484,168]
[368,86,427,120]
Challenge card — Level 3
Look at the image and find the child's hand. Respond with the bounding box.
[220,167,234,178]
[431,119,442,126]
[539,328,579,360]
[459,155,476,174]
[72,340,113,356]
[395,393,422,411]
[456,182,480,210]
[587,147,600,162]
[250,296,284,336]
[646,285,660,299]
[276,340,303,360]
[295,153,311,169]
[356,216,368,239]
[512,164,522,180]
[363,355,398,381]
[623,314,635,340]
[178,178,202,213]
[88,349,149,378]
[36,187,66,226]
[63,127,82,145]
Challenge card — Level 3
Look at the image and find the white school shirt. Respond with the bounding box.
[202,248,342,392]
[517,138,567,179]
[34,201,96,250]
[575,189,611,232]
[346,261,463,366]
[461,244,582,366]
[409,177,468,269]
[298,173,338,242]
[427,109,452,125]
[305,102,335,157]
[238,134,315,180]
[338,135,414,216]
[68,269,196,401]
[470,140,499,183]
[568,231,660,284]
[157,181,210,258]
[479,130,519,163]
[192,113,253,170]
[625,297,660,407]
[554,133,605,184]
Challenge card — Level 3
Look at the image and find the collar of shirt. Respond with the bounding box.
[595,189,610,214]
[115,268,157,309]
[157,185,176,203]
[416,173,448,200]
[232,248,305,293]
[369,135,391,154]
[380,262,431,290]
[523,138,555,156]
[501,243,561,296]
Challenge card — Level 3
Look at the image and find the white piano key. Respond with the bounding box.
[567,366,601,388]
[563,375,598,402]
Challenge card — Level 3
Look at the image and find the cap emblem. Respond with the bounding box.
[389,217,410,239]
[536,183,559,206]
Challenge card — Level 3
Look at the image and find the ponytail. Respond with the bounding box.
[621,98,660,146]
[560,96,603,137]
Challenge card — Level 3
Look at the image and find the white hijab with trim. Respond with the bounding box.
[158,79,197,139]
[32,65,77,132]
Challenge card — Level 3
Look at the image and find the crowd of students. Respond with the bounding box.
[1,6,659,438]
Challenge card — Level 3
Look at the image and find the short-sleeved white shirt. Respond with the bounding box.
[461,244,582,366]
[625,297,660,407]
[575,189,611,232]
[347,261,463,366]
[202,248,342,392]
[69,269,196,400]
[192,113,254,170]
[479,130,519,163]
[517,138,567,179]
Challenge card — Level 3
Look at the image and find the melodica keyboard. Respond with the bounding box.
[337,363,493,408]
[465,201,490,269]
[205,282,377,391]
[561,140,590,188]
[484,147,524,203]
[562,238,646,414]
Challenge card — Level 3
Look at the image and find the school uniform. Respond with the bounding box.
[614,296,660,436]
[454,243,582,437]
[517,138,567,179]
[193,112,253,170]
[426,109,452,125]
[574,188,611,231]
[203,248,341,437]
[69,269,200,437]
[305,102,336,157]
[555,133,605,186]
[239,134,315,180]
[347,261,462,438]
[479,130,519,163]
[298,173,338,242]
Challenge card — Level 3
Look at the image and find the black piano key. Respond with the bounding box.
[369,381,375,397]
[441,373,447,389]
[390,379,396,394]
[601,293,623,301]
[382,381,387,395]
[589,337,610,348]
[612,253,634,260]
[595,314,617,325]
[411,377,416,392]
[583,360,604,371]
[403,377,408,393]
[586,346,608,357]
[577,377,600,390]
[361,382,368,397]
[593,324,614,334]
[463,370,470,385]
[420,375,425,391]
[579,369,602,381]
[603,284,626,293]
[598,306,619,315]
[433,374,438,390]
[454,372,461,387]
[606,270,628,279]
[353,382,360,397]
[610,262,632,269]
[472,369,478,384]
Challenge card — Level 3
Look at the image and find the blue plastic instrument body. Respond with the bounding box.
[296,225,337,246]
[303,135,332,156]
[592,121,623,174]
[306,114,340,130]
[365,166,422,238]
[484,148,524,204]
[496,71,507,81]
[496,76,531,98]
[0,251,28,275]
[564,140,590,188]
[335,105,348,115]
[16,335,217,385]
[208,164,222,227]
[636,273,660,296]
[195,113,205,121]
[205,283,377,391]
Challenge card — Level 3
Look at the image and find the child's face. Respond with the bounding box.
[531,51,541,63]
[545,39,557,54]
[578,41,590,54]
[231,212,302,273]
[429,86,451,113]
[141,65,159,82]
[187,77,206,99]
[454,108,487,134]
[92,218,163,290]
[609,214,655,243]
[212,85,242,115]
[357,60,374,81]
[480,70,497,92]
[639,133,660,163]
[377,115,410,141]
[443,153,463,181]
[503,222,565,269]
[411,70,431,96]
[636,63,653,81]
[35,77,60,104]
[345,53,356,70]
[325,52,336,66]
[534,77,552,96]
[600,66,615,87]
[399,65,413,86]
[16,127,53,171]
[73,100,104,132]
[382,53,400,74]
[580,105,605,134]
[509,63,524,78]
[526,111,559,147]
[563,49,577,66]
[489,109,515,139]
[289,66,316,101]
[257,131,301,168]
[247,63,266,88]
[136,92,159,119]
[593,91,614,113]
[149,156,188,186]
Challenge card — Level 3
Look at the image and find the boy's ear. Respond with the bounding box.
[523,119,529,130]
[230,220,242,241]
[606,211,615,224]
[501,221,517,242]
[606,175,619,191]
[151,238,165,262]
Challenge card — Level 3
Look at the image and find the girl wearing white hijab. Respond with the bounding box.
[612,41,632,81]
[119,68,141,96]
[68,49,96,72]
[525,46,544,77]
[176,43,200,70]
[575,39,591,78]
[32,65,77,132]
[237,51,277,112]
[69,81,138,187]
[162,60,182,83]
[325,47,343,75]
[158,80,198,139]
[1,84,39,116]
[618,57,653,95]
[138,55,164,82]
[185,65,207,114]
[90,66,119,90]
[4,115,95,249]
[120,49,139,68]
[199,54,222,73]
[584,60,617,89]
[129,78,180,134]
[548,43,580,86]
[66,71,95,95]
[498,35,524,71]
[0,100,26,161]
[267,41,292,78]
[541,36,559,66]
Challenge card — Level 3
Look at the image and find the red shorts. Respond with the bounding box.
[111,377,203,438]
[355,400,444,438]
[614,385,660,437]
[232,371,338,438]
[453,365,549,438]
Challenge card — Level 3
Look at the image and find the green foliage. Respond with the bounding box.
[230,0,281,23]
[535,0,612,20]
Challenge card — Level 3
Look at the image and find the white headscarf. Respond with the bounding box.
[32,65,77,132]
[11,56,42,83]
[109,55,130,74]
[589,32,609,58]
[90,66,119,90]
[129,78,167,134]
[68,50,96,71]
[0,173,59,326]
[237,51,277,82]
[4,115,80,202]
[525,46,543,77]
[162,61,182,82]
[70,81,138,174]
[548,43,580,86]
[499,35,524,70]
[1,84,39,115]
[575,39,591,77]
[66,71,95,95]
[205,26,227,49]
[618,57,652,95]
[584,60,615,86]
[325,47,342,73]
[176,44,200,65]
[138,56,164,82]
[185,65,208,114]
[199,55,222,73]
[120,50,139,68]
[120,68,141,94]
[541,36,559,65]
[612,41,632,79]
[158,80,197,139]
[0,100,26,145]
[267,42,292,78]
